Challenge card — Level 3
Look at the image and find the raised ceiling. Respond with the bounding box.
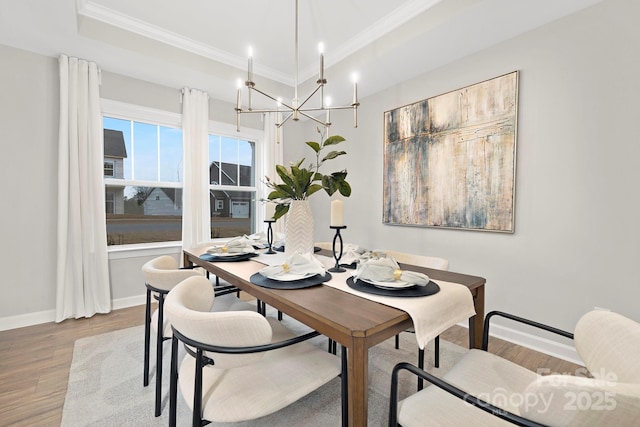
[0,0,602,107]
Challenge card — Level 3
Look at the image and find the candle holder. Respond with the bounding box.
[328,225,347,272]
[264,220,276,254]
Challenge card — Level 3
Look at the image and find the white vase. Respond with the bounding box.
[285,200,315,256]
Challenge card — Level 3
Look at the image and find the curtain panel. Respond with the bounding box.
[56,54,111,322]
[181,88,210,252]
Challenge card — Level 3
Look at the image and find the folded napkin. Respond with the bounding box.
[243,232,268,248]
[259,253,326,279]
[207,237,255,254]
[354,257,430,286]
[338,244,366,266]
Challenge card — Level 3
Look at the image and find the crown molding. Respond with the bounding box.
[76,0,293,85]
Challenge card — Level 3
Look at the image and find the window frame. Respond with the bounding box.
[207,121,263,237]
[101,99,265,249]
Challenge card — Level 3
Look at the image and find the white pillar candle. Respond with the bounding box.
[265,201,276,220]
[330,199,344,227]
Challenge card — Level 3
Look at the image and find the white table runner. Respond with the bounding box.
[253,253,476,349]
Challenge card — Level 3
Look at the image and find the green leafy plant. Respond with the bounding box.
[265,131,351,220]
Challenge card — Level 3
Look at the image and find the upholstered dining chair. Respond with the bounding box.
[390,309,640,426]
[142,255,254,417]
[142,256,202,417]
[164,275,344,427]
[377,249,449,388]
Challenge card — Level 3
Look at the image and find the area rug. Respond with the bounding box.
[61,314,467,426]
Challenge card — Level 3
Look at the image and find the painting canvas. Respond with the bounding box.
[383,71,518,232]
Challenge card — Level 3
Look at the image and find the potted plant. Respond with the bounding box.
[265,130,351,255]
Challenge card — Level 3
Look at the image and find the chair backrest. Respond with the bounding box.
[520,310,640,426]
[142,255,201,291]
[165,275,273,368]
[374,249,449,270]
[574,310,640,383]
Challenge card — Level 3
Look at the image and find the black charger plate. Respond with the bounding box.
[250,272,332,289]
[346,276,440,297]
[199,252,259,262]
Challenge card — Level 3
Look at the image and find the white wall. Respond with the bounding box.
[302,0,640,340]
[0,45,58,321]
[2,0,638,356]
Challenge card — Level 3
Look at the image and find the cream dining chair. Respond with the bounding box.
[142,255,254,417]
[164,275,343,427]
[390,309,640,426]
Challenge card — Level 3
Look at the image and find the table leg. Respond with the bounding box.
[469,285,485,349]
[347,337,368,426]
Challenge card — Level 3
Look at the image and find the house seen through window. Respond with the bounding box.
[102,103,259,245]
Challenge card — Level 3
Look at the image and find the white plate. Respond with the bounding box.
[360,278,416,290]
[267,272,317,282]
[206,247,254,257]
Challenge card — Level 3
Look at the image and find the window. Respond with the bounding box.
[208,133,258,238]
[102,100,263,246]
[102,101,183,245]
[104,161,114,177]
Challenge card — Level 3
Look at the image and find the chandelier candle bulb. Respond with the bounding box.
[247,47,253,82]
[353,81,358,105]
[330,199,344,227]
[319,43,324,81]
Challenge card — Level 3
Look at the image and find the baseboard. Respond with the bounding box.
[0,294,147,331]
[457,321,584,367]
[111,294,146,310]
[0,309,57,331]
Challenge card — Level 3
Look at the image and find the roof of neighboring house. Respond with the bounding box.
[210,162,252,186]
[104,129,127,158]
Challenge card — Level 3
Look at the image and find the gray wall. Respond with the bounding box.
[300,0,640,338]
[1,0,638,350]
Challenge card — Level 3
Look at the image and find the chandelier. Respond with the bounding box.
[234,0,359,140]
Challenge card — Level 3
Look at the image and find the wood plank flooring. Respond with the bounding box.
[0,305,582,427]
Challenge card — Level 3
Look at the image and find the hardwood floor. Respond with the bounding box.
[0,305,146,427]
[0,305,582,427]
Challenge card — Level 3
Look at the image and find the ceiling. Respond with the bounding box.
[0,0,602,107]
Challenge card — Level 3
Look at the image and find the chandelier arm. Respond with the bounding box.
[238,108,286,114]
[248,86,295,111]
[305,104,358,111]
[297,110,329,127]
[279,112,295,126]
[297,84,323,110]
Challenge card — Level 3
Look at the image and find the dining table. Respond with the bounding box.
[182,244,486,427]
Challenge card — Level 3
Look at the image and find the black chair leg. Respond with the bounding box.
[434,335,440,368]
[155,293,165,417]
[144,288,151,387]
[193,349,204,427]
[418,347,425,391]
[169,336,179,427]
[395,333,400,349]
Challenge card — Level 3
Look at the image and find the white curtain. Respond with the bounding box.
[56,54,111,322]
[181,88,210,252]
[262,112,285,234]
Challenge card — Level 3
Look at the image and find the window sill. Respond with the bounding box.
[107,241,183,260]
[106,238,233,260]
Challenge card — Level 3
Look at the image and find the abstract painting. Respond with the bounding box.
[383,71,518,232]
